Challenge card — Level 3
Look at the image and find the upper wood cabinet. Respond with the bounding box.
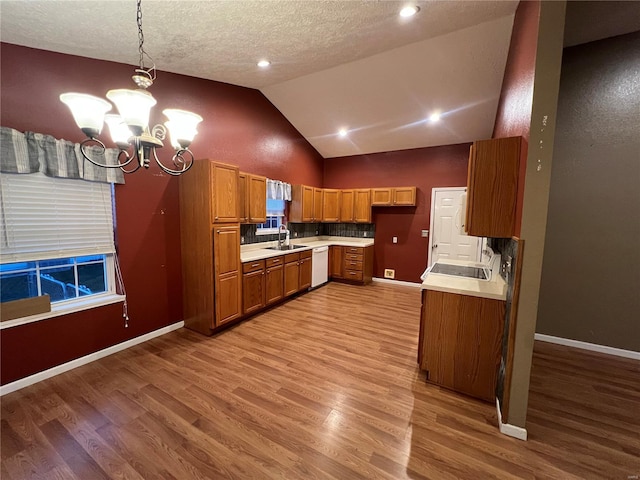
[371,187,416,206]
[211,162,239,223]
[313,188,323,222]
[322,189,340,222]
[248,174,267,223]
[339,190,355,222]
[238,173,248,223]
[290,185,313,222]
[465,136,521,238]
[353,189,372,223]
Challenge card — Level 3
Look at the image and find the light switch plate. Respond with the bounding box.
[392,236,398,244]
[421,230,429,237]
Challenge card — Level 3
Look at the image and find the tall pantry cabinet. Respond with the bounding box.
[179,160,242,335]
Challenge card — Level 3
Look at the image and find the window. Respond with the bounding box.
[256,198,286,235]
[0,173,118,312]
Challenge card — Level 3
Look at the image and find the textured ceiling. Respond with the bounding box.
[0,0,520,158]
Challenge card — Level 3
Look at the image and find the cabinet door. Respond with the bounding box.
[322,189,340,222]
[299,257,312,291]
[211,162,239,223]
[371,188,392,206]
[354,189,371,223]
[265,264,284,305]
[313,188,323,222]
[465,136,520,237]
[248,175,267,223]
[238,173,248,223]
[421,290,504,402]
[242,269,265,315]
[284,261,300,297]
[214,224,241,326]
[339,190,355,222]
[329,246,343,278]
[302,186,314,222]
[393,187,416,206]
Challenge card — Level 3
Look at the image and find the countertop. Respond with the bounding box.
[240,236,374,262]
[420,258,507,301]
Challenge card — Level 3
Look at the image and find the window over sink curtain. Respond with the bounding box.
[266,178,291,201]
[0,126,124,184]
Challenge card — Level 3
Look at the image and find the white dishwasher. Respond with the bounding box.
[311,246,329,288]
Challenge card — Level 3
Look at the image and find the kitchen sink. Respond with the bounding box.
[266,244,308,251]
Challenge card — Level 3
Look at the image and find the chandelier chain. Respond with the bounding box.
[137,0,145,69]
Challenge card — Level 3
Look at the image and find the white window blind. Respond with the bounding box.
[0,172,115,263]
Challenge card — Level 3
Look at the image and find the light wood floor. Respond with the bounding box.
[1,282,639,479]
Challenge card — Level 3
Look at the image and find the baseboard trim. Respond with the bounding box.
[535,333,640,360]
[0,321,185,396]
[496,399,528,441]
[372,277,422,288]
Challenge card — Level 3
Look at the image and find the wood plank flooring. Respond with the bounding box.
[1,282,639,479]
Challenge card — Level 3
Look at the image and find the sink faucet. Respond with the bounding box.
[278,224,287,248]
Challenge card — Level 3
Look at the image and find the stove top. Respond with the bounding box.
[429,263,489,280]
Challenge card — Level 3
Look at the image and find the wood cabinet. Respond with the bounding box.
[299,250,312,291]
[322,189,340,222]
[465,136,521,237]
[329,246,344,278]
[248,174,267,223]
[353,189,372,223]
[290,185,314,222]
[339,190,355,222]
[284,253,300,297]
[211,162,239,223]
[214,224,242,326]
[330,245,373,284]
[371,187,416,206]
[265,257,284,305]
[313,188,323,222]
[419,289,505,402]
[238,173,248,223]
[179,160,242,335]
[242,260,265,315]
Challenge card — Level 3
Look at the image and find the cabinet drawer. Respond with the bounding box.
[344,247,363,254]
[344,269,363,281]
[344,260,363,271]
[265,256,283,267]
[300,249,312,259]
[344,253,363,261]
[284,252,300,263]
[242,260,265,273]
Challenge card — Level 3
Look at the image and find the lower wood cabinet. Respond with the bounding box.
[265,262,284,305]
[419,289,505,402]
[299,251,312,290]
[214,224,242,327]
[242,260,265,315]
[284,253,300,297]
[329,246,344,278]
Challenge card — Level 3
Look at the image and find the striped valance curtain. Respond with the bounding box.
[0,126,124,184]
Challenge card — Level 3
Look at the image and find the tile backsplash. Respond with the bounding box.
[240,222,375,244]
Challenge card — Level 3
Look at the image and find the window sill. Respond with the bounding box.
[0,294,126,330]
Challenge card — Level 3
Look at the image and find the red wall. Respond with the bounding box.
[0,44,324,385]
[492,0,541,236]
[324,144,470,283]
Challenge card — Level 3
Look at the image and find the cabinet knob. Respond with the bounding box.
[262,272,265,275]
[217,230,221,234]
[266,269,270,273]
[215,216,219,220]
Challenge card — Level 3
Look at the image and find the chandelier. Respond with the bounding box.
[60,0,202,176]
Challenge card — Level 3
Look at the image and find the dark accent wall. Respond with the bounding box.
[324,144,470,283]
[537,32,640,352]
[0,43,324,385]
[492,0,540,237]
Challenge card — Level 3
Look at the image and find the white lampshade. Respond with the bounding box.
[104,114,133,146]
[106,89,157,133]
[60,93,112,134]
[163,109,203,148]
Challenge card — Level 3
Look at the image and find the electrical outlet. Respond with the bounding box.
[384,269,395,279]
[240,236,245,244]
[421,230,429,238]
[363,232,367,237]
[392,236,398,244]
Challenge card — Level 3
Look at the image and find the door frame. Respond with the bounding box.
[428,186,479,267]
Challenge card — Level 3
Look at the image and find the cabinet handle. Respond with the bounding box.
[215,216,219,220]
[262,272,265,275]
[217,230,221,234]
[266,269,270,273]
[297,262,300,266]
[251,263,259,267]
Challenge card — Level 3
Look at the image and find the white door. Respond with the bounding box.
[428,188,482,267]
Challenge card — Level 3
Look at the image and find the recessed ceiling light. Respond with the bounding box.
[338,128,348,137]
[257,60,271,68]
[429,112,441,123]
[399,5,420,17]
